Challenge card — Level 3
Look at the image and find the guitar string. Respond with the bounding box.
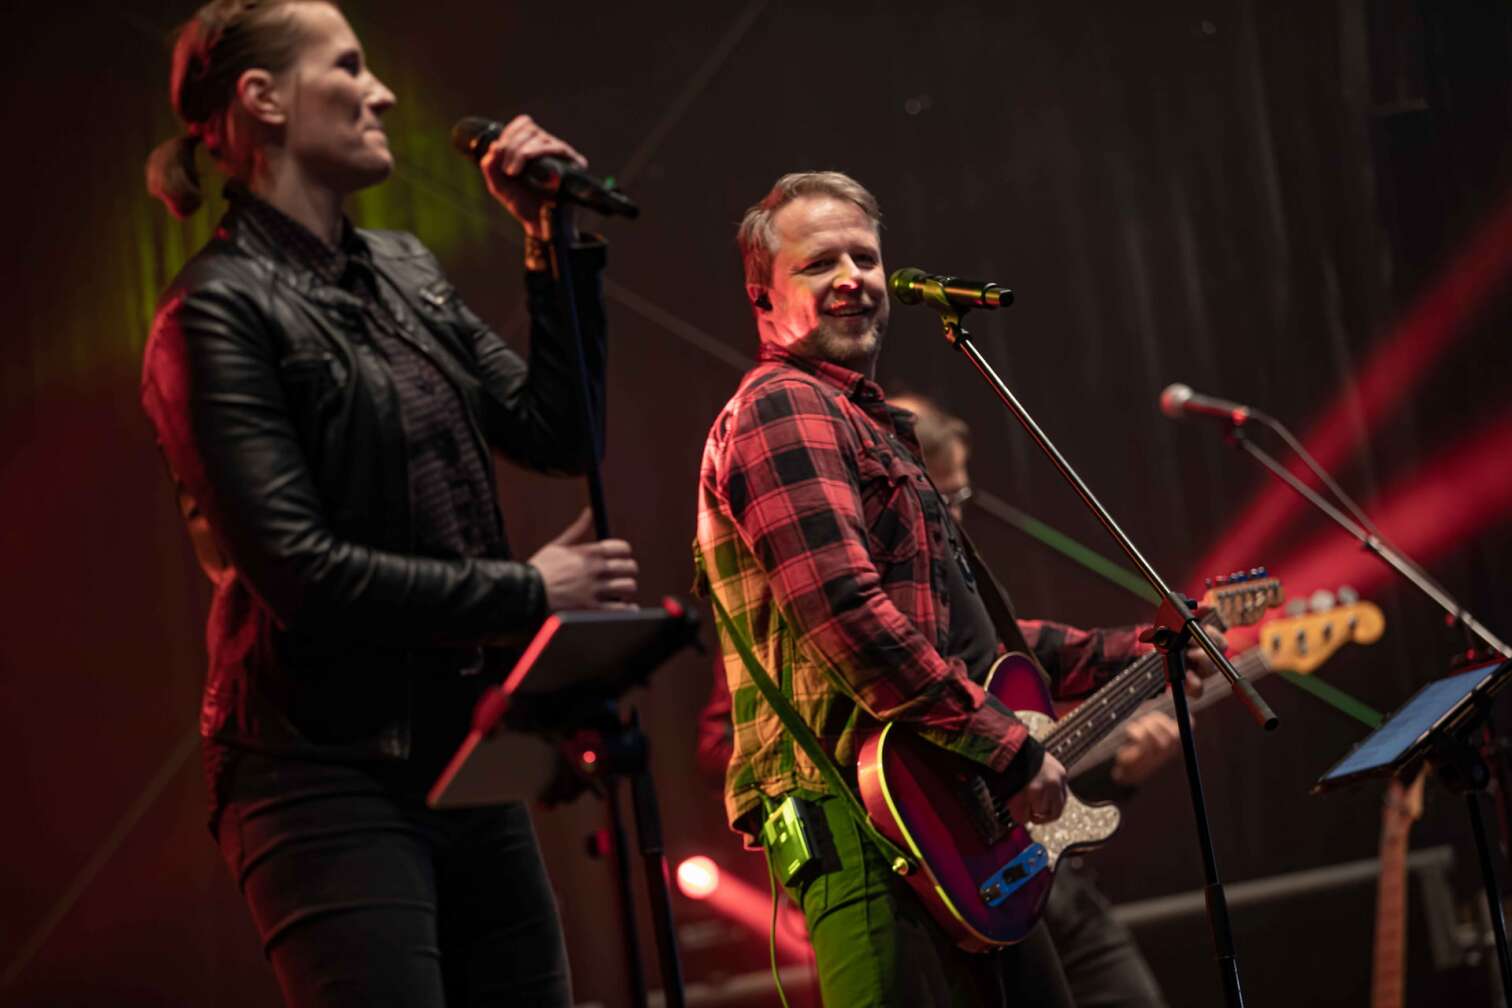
[1039,592,1274,765]
[1031,589,1267,760]
[1048,645,1268,771]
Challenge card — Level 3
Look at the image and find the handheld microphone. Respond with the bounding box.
[450,117,639,219]
[889,267,1014,310]
[1159,383,1262,426]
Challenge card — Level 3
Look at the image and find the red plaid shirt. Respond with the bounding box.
[695,344,1144,836]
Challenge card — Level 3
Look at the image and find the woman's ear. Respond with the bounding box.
[747,285,772,311]
[235,68,287,127]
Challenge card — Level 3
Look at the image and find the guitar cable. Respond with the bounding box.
[766,853,792,1008]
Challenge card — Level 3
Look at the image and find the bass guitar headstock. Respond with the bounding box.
[1199,568,1284,629]
[1262,586,1385,675]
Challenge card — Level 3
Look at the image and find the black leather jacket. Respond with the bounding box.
[141,202,607,762]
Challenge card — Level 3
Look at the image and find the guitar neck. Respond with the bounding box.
[1372,779,1422,1008]
[1065,645,1270,775]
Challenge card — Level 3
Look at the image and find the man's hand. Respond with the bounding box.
[478,115,588,239]
[1008,754,1068,825]
[528,509,638,611]
[1179,630,1228,698]
[1110,712,1184,787]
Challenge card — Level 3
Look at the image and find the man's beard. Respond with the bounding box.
[793,315,887,372]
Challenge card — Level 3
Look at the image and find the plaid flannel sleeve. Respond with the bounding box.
[716,378,1029,772]
[1019,620,1154,701]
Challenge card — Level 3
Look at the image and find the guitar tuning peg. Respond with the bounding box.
[1337,585,1359,605]
[1204,577,1213,589]
[1285,599,1307,617]
[1310,589,1336,613]
[1255,566,1268,577]
[1249,567,1264,580]
[1215,574,1229,587]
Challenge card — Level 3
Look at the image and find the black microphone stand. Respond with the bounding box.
[548,203,685,1008]
[1220,420,1511,661]
[913,287,1275,1008]
[1220,416,1512,975]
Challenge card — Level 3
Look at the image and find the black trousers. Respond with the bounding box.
[1043,862,1168,1008]
[215,751,571,1007]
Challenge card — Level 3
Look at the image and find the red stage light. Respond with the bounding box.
[676,856,721,900]
[1192,186,1512,585]
[1270,407,1512,600]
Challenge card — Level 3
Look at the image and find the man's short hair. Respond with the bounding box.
[737,171,882,289]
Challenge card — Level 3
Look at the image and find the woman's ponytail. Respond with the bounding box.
[145,132,204,219]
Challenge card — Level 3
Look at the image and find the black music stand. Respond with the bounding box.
[1315,657,1512,1005]
[430,600,702,1008]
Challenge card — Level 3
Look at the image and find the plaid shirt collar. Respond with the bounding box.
[755,342,899,425]
[754,343,929,458]
[226,182,368,287]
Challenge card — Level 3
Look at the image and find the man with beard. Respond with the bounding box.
[694,172,1215,1006]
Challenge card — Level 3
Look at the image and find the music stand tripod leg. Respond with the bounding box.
[625,714,687,1008]
[602,775,649,1008]
[1433,730,1512,1007]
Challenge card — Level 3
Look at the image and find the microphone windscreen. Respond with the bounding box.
[1159,383,1193,418]
[888,267,927,305]
[450,117,502,161]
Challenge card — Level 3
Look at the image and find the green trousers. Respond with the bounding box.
[766,793,1076,1008]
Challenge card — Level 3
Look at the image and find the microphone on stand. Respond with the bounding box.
[889,267,1015,310]
[450,116,639,219]
[1159,383,1265,427]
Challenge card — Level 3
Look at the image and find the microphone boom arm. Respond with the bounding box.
[1227,424,1511,658]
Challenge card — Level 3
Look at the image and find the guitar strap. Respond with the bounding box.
[696,561,917,875]
[955,524,1052,687]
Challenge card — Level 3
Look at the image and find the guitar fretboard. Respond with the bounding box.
[1044,617,1262,770]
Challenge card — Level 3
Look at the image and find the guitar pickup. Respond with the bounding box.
[977,843,1049,906]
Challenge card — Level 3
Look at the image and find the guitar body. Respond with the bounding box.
[857,653,1121,951]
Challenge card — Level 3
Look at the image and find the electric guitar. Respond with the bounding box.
[857,573,1283,951]
[1070,591,1385,775]
[1372,765,1428,1008]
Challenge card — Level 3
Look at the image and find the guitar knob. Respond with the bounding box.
[1310,589,1336,613]
[1337,585,1359,605]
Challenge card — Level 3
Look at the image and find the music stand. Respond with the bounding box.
[1315,657,1512,1005]
[430,600,702,1008]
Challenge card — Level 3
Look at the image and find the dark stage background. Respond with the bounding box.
[3,1,1511,1005]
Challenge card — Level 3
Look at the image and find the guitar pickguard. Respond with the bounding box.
[1015,708,1122,865]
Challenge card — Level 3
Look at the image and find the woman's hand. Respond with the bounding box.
[479,115,587,240]
[528,509,638,611]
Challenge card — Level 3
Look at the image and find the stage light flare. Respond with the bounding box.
[674,854,811,961]
[676,856,720,900]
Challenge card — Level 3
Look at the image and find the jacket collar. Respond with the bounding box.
[220,182,370,284]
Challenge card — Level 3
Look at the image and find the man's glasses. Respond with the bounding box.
[941,485,973,509]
